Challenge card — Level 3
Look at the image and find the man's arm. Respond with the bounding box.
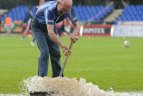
[47,24,70,56]
[72,21,81,36]
[67,9,81,43]
[68,21,80,43]
[46,24,63,47]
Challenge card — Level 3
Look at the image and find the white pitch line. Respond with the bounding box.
[116,92,143,96]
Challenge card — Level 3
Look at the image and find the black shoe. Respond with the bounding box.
[30,92,47,96]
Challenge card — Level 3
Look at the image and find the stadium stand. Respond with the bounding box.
[0,6,29,21]
[5,3,143,24]
[0,5,114,22]
[116,5,143,22]
[73,5,114,22]
[1,1,143,23]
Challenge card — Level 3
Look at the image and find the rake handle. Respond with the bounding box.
[59,42,73,77]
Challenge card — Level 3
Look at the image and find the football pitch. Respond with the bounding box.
[0,35,143,94]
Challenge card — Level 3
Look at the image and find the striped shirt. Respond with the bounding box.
[35,1,77,25]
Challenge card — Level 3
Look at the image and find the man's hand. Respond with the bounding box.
[61,44,71,56]
[69,33,79,43]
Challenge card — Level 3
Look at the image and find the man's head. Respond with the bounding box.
[39,0,45,6]
[57,0,73,16]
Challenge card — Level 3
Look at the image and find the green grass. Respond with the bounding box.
[0,35,143,93]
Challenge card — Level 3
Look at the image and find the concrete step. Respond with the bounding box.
[104,9,123,22]
[0,9,8,16]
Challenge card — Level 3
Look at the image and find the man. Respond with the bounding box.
[3,16,14,33]
[22,0,45,46]
[22,6,38,41]
[31,0,80,77]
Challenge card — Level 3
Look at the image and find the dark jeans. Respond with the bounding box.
[31,18,62,77]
